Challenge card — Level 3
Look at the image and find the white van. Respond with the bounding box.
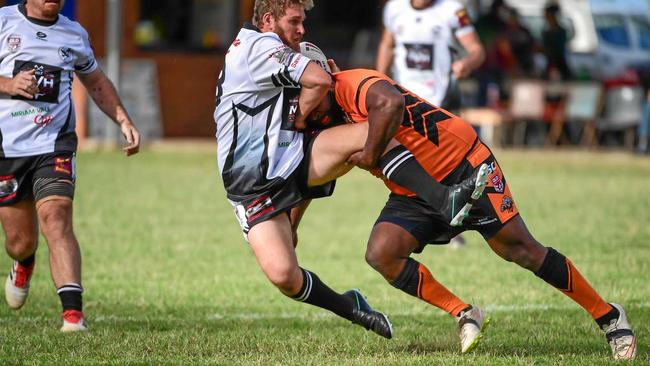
[498,0,650,79]
[588,0,650,78]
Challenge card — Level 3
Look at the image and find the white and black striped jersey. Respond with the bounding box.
[0,4,96,158]
[214,23,310,200]
[383,0,474,105]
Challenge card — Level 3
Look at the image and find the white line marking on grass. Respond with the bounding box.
[1,303,648,323]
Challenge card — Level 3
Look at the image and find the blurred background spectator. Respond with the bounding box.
[542,2,572,81]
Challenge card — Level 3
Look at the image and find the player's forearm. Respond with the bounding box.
[366,103,401,161]
[376,45,393,75]
[82,72,132,126]
[295,82,329,130]
[0,76,12,95]
[295,63,331,129]
[462,45,485,72]
[376,31,395,74]
[365,82,404,164]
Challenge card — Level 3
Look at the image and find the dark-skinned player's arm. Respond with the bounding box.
[347,80,404,170]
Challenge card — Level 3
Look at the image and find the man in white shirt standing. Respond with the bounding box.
[377,0,484,110]
[0,0,140,331]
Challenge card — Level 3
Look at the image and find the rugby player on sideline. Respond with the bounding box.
[0,0,140,331]
[300,44,636,360]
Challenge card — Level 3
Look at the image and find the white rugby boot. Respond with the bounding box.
[5,260,34,310]
[602,303,636,360]
[456,305,490,354]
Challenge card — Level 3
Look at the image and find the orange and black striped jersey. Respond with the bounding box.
[333,69,479,196]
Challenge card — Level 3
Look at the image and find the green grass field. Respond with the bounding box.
[0,148,648,365]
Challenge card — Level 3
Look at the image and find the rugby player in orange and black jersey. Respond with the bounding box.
[305,65,636,359]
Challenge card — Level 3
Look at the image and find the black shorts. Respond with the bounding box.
[0,152,76,206]
[229,131,335,237]
[376,142,519,252]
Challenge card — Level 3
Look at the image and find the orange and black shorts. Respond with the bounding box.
[375,141,519,251]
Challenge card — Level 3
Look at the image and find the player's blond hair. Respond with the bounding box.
[252,0,314,27]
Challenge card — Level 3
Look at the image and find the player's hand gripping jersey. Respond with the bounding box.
[332,69,478,194]
[0,5,97,157]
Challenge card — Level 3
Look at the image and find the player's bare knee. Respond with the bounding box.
[4,234,37,259]
[266,265,301,294]
[38,202,73,240]
[365,242,392,274]
[502,238,542,269]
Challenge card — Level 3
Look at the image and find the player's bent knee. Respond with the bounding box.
[4,236,37,259]
[265,265,302,294]
[365,242,394,274]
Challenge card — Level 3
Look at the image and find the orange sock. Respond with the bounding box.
[535,247,612,319]
[391,258,468,316]
[417,264,469,316]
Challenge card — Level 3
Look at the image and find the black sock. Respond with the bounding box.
[18,254,35,267]
[390,257,420,297]
[378,145,447,207]
[595,306,620,330]
[290,268,353,320]
[534,247,570,290]
[57,283,83,312]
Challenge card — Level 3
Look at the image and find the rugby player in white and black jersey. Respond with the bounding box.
[215,0,400,338]
[376,0,484,111]
[0,0,140,332]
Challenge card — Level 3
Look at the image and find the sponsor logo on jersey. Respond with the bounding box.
[33,114,54,127]
[36,31,47,40]
[54,157,72,175]
[404,43,433,70]
[7,34,22,53]
[500,196,514,213]
[270,46,295,68]
[456,8,472,27]
[58,47,73,63]
[476,217,498,226]
[11,106,50,118]
[491,174,504,193]
[12,61,62,104]
[281,89,300,130]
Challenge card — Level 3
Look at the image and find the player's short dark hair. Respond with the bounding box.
[252,0,314,27]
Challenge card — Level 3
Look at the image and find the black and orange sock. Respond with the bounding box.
[535,247,612,319]
[378,146,448,208]
[290,268,354,320]
[391,257,468,316]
